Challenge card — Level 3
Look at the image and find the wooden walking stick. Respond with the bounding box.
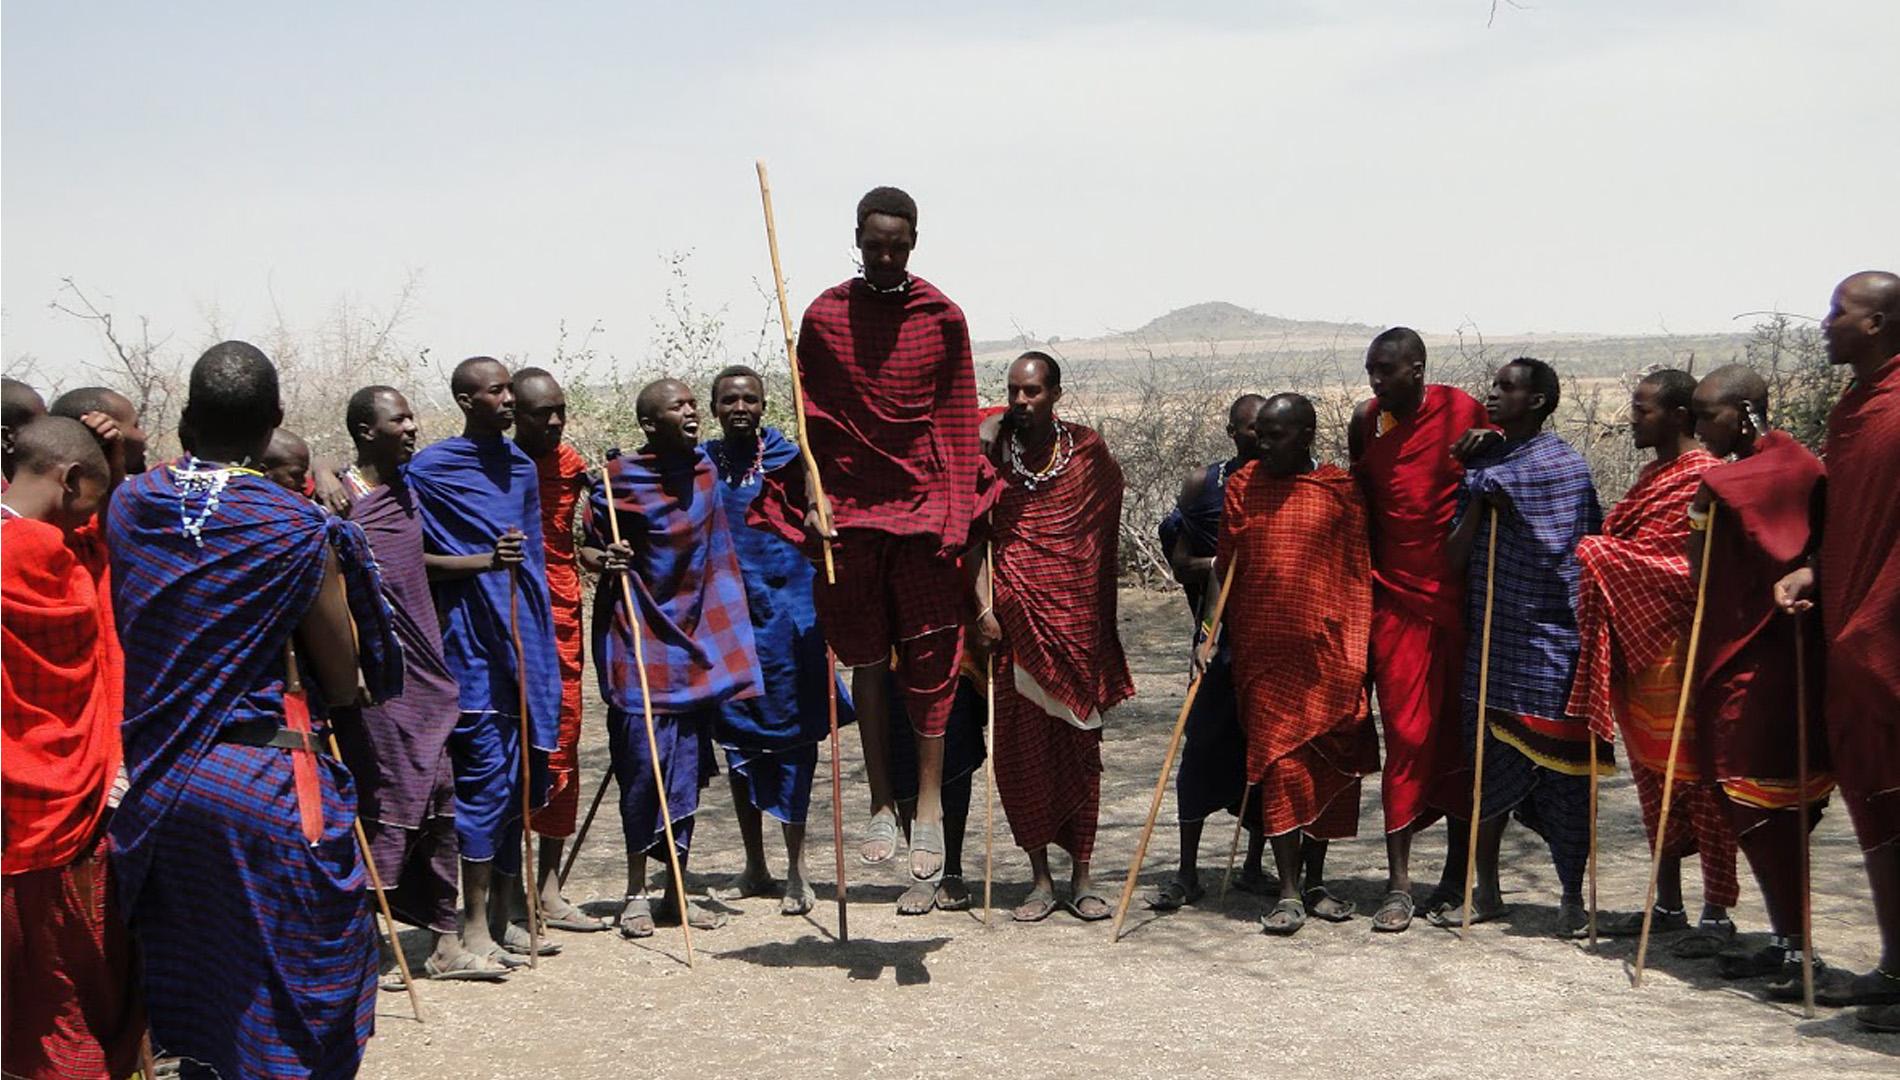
[1794,609,1816,1018]
[1218,783,1256,903]
[757,159,849,940]
[326,731,425,1022]
[1111,560,1239,941]
[505,567,544,968]
[138,1033,159,1079]
[982,544,999,927]
[557,760,616,888]
[1588,738,1600,949]
[1460,505,1500,941]
[1633,504,1718,986]
[601,472,696,967]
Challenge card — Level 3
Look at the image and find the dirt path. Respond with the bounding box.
[362,590,1895,1079]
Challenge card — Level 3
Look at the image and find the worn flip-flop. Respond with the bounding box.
[617,894,655,940]
[860,811,901,865]
[1670,918,1737,959]
[896,879,939,917]
[1596,906,1686,939]
[1425,898,1508,928]
[1013,886,1058,923]
[935,876,973,913]
[539,898,612,933]
[500,922,563,957]
[1066,888,1112,922]
[907,819,946,884]
[1303,885,1356,923]
[1783,965,1900,1007]
[1716,943,1787,980]
[1261,898,1307,936]
[1147,875,1205,912]
[654,899,729,931]
[780,879,816,917]
[1371,890,1416,933]
[421,951,509,982]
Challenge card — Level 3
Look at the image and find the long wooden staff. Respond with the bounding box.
[757,159,849,941]
[505,568,544,967]
[1111,560,1239,941]
[982,544,999,926]
[1460,506,1500,940]
[755,159,836,586]
[602,473,695,966]
[1587,738,1600,949]
[557,760,615,888]
[1633,504,1718,985]
[1794,609,1815,1018]
[1218,783,1256,903]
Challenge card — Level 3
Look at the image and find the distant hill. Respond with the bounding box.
[1128,301,1381,342]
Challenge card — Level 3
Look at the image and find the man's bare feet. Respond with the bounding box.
[935,875,972,912]
[896,879,938,916]
[538,895,611,933]
[617,895,655,939]
[908,818,945,882]
[654,894,729,931]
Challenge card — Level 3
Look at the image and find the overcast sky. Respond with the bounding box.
[5,1,1895,383]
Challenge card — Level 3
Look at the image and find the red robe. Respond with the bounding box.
[990,423,1133,860]
[531,442,591,837]
[1568,448,1721,751]
[1351,384,1489,830]
[1,512,143,1080]
[1820,353,1900,849]
[1696,431,1826,793]
[1218,463,1379,838]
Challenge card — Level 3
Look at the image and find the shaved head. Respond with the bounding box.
[1700,363,1769,415]
[1823,269,1900,369]
[451,356,508,397]
[1009,350,1062,389]
[264,427,310,464]
[11,415,108,481]
[1229,393,1266,425]
[636,378,693,422]
[1260,392,1317,432]
[49,386,133,425]
[2,378,46,429]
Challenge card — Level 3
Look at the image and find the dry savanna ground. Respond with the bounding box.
[362,590,1895,1080]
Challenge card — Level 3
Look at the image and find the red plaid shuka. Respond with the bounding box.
[1567,449,1720,743]
[991,423,1134,721]
[1,514,122,875]
[587,446,760,715]
[533,441,592,836]
[792,275,980,558]
[1218,464,1380,834]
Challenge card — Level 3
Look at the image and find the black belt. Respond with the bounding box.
[221,720,327,755]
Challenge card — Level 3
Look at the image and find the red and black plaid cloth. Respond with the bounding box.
[1566,449,1720,743]
[1218,463,1380,794]
[2,514,122,875]
[1820,352,1900,850]
[793,275,980,559]
[991,423,1134,720]
[533,441,594,837]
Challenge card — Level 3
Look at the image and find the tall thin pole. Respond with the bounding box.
[1794,609,1816,1018]
[1460,506,1500,941]
[506,570,544,968]
[982,543,999,926]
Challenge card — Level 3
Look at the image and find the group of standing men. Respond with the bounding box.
[1150,271,1900,1035]
[1,178,1897,1080]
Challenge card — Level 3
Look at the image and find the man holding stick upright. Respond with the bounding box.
[585,379,760,937]
[752,186,981,899]
[1677,364,1831,990]
[975,352,1134,922]
[408,357,564,966]
[1349,328,1492,932]
[1777,271,1900,1027]
[1566,370,1738,952]
[1434,358,1606,936]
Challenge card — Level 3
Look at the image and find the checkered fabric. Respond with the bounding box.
[991,422,1134,722]
[1630,761,1741,907]
[991,655,1103,860]
[1459,431,1604,723]
[2,515,121,874]
[532,441,594,836]
[1566,449,1719,743]
[795,275,981,558]
[587,446,759,715]
[1217,464,1380,800]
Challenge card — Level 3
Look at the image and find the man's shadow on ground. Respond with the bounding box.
[714,934,951,985]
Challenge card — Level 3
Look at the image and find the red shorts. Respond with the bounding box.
[814,530,965,736]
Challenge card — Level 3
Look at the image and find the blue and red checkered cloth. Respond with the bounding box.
[587,445,760,715]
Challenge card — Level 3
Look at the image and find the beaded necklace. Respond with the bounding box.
[1008,420,1073,490]
[712,437,766,488]
[171,454,263,548]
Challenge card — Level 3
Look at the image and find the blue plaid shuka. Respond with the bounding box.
[107,460,401,1080]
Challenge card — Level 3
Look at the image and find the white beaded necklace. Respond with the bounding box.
[170,454,261,548]
[1008,420,1073,490]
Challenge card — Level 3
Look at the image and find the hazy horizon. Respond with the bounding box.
[6,2,1895,386]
